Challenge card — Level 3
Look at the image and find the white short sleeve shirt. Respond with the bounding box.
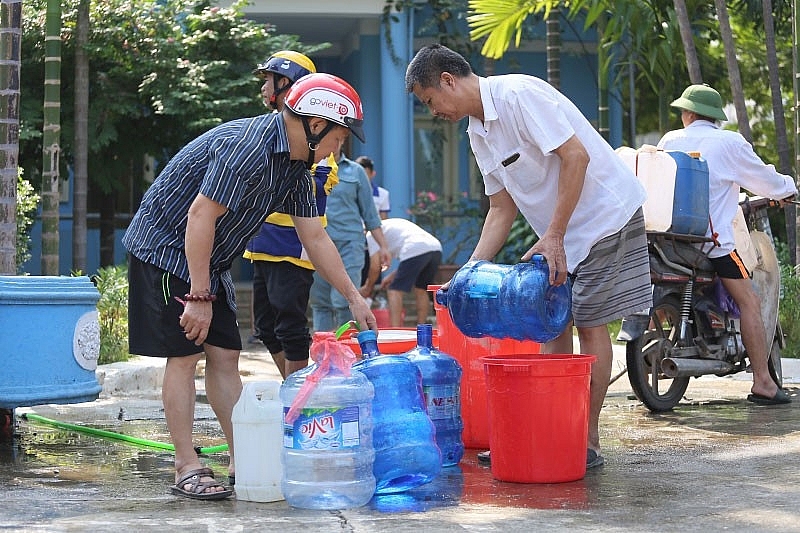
[467,75,647,271]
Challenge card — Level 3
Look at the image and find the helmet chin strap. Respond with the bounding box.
[301,118,335,169]
[270,74,291,110]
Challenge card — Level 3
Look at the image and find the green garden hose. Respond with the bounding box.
[22,413,229,454]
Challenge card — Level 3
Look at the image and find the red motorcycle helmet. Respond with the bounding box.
[284,73,365,143]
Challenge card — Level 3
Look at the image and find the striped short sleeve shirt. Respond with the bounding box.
[122,113,316,306]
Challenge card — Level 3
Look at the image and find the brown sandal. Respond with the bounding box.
[170,467,233,500]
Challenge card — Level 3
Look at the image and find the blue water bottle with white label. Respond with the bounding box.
[435,255,572,342]
[404,324,464,466]
[280,332,376,509]
[353,329,442,494]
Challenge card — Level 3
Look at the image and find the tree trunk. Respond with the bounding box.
[713,0,753,143]
[99,189,115,267]
[0,0,21,275]
[72,0,89,273]
[40,0,61,275]
[596,15,609,141]
[794,0,800,267]
[760,0,795,264]
[673,0,703,83]
[546,9,561,90]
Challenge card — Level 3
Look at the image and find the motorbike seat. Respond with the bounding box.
[647,231,716,277]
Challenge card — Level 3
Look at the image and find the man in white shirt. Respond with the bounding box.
[362,218,442,327]
[406,44,652,469]
[658,84,797,405]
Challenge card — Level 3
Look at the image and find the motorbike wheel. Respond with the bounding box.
[768,333,783,388]
[626,295,690,412]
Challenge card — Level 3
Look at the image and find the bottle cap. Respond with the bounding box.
[357,330,378,342]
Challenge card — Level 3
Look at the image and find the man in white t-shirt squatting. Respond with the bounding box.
[362,218,442,328]
[406,44,653,470]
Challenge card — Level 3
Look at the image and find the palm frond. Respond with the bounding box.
[467,0,551,59]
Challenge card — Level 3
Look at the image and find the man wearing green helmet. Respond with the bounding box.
[659,84,797,405]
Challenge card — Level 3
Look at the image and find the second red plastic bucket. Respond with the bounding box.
[429,285,540,449]
[481,354,596,483]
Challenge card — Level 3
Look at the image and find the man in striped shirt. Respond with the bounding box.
[123,73,374,500]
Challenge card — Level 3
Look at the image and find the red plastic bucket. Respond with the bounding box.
[372,308,406,329]
[429,285,541,449]
[481,354,596,483]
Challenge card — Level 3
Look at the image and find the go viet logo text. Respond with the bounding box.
[310,97,349,116]
[300,413,335,440]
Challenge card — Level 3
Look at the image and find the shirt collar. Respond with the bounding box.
[686,120,720,131]
[468,77,498,135]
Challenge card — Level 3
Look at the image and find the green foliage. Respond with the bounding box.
[775,240,800,358]
[19,0,324,195]
[92,264,130,364]
[496,214,537,264]
[779,263,800,358]
[15,169,40,274]
[408,190,484,263]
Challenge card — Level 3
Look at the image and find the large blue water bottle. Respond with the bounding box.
[435,255,572,342]
[404,324,464,466]
[353,329,442,494]
[280,332,376,509]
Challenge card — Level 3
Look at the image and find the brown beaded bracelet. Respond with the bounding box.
[183,291,217,302]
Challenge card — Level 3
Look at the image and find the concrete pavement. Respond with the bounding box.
[3,336,800,532]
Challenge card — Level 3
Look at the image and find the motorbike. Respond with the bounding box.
[618,194,787,412]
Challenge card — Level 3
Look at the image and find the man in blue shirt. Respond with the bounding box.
[309,145,390,331]
[123,74,376,500]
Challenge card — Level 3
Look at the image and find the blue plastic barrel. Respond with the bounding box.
[0,276,102,408]
[667,151,709,236]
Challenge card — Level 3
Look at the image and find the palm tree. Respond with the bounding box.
[759,0,795,261]
[40,0,61,275]
[673,0,703,83]
[72,0,89,273]
[714,0,753,143]
[0,0,22,275]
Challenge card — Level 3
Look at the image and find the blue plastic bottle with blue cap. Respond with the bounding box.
[353,329,442,494]
[404,324,464,466]
[435,255,572,343]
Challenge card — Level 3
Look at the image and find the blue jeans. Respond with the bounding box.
[309,238,365,332]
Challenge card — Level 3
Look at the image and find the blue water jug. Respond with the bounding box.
[280,332,376,509]
[435,255,572,343]
[353,330,442,494]
[404,324,464,467]
[667,151,709,235]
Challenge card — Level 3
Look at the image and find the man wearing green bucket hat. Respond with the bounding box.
[658,83,797,405]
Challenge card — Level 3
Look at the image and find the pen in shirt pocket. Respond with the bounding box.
[502,153,520,167]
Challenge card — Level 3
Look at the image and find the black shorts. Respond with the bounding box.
[710,251,751,279]
[389,250,442,292]
[127,254,242,357]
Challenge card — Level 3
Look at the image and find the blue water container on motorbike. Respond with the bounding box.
[435,255,572,343]
[667,151,709,236]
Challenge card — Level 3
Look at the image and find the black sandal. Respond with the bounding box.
[170,467,233,500]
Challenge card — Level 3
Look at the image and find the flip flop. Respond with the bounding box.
[170,467,233,501]
[587,449,605,469]
[747,389,791,405]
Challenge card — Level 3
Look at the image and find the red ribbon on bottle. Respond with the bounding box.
[284,332,358,424]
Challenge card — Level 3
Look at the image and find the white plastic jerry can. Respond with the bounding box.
[231,381,284,502]
[615,145,676,233]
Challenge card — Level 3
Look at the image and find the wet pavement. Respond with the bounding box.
[3,338,800,532]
